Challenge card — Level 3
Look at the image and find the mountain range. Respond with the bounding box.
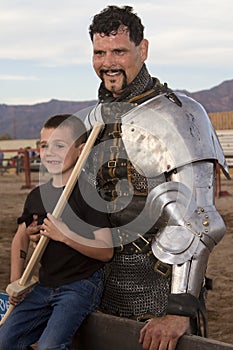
[0,79,232,139]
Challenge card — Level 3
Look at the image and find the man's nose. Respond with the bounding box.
[102,52,117,67]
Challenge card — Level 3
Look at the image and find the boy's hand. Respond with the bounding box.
[41,213,69,242]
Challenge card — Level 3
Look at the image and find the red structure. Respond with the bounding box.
[0,148,37,189]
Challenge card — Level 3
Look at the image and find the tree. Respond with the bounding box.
[0,133,12,140]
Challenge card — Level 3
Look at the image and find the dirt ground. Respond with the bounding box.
[0,170,232,345]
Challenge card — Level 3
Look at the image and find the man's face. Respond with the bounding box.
[92,29,148,97]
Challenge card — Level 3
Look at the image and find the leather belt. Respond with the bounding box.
[114,231,154,254]
[114,231,171,278]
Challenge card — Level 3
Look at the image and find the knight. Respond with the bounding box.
[81,4,231,342]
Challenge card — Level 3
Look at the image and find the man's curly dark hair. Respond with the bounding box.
[89,5,144,46]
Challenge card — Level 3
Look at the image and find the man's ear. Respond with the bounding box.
[140,38,149,62]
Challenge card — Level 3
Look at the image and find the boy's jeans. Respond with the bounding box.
[0,269,103,350]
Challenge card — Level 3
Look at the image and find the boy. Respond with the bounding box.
[0,114,113,350]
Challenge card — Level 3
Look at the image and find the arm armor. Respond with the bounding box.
[148,161,226,314]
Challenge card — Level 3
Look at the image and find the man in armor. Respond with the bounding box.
[83,5,231,350]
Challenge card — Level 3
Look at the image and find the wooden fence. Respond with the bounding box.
[0,149,34,188]
[73,312,233,350]
[216,130,233,168]
[209,111,233,130]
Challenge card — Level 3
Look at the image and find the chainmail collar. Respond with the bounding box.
[98,64,163,103]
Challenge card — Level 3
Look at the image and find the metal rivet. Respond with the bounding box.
[202,220,209,227]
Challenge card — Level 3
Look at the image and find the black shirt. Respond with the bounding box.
[18,172,110,287]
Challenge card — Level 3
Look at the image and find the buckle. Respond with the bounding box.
[154,260,171,277]
[132,234,150,252]
[111,189,118,198]
[109,131,121,138]
[108,160,117,168]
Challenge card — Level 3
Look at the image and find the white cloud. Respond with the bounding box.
[0,74,39,81]
[0,0,92,64]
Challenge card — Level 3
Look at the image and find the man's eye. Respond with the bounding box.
[95,51,105,57]
[114,50,124,55]
[113,49,126,56]
[40,144,48,149]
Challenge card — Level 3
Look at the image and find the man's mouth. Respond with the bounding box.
[100,69,125,78]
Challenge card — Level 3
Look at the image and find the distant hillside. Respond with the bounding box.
[177,79,233,113]
[0,99,96,139]
[0,79,232,139]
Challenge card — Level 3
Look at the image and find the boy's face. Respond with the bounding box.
[40,126,80,178]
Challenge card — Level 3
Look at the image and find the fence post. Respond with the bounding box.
[21,150,33,189]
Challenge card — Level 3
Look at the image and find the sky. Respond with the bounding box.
[0,0,232,105]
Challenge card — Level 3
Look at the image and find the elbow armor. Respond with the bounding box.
[146,159,227,298]
[147,181,226,265]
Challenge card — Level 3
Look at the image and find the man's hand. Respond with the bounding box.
[139,315,190,350]
[9,291,31,306]
[26,214,42,247]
